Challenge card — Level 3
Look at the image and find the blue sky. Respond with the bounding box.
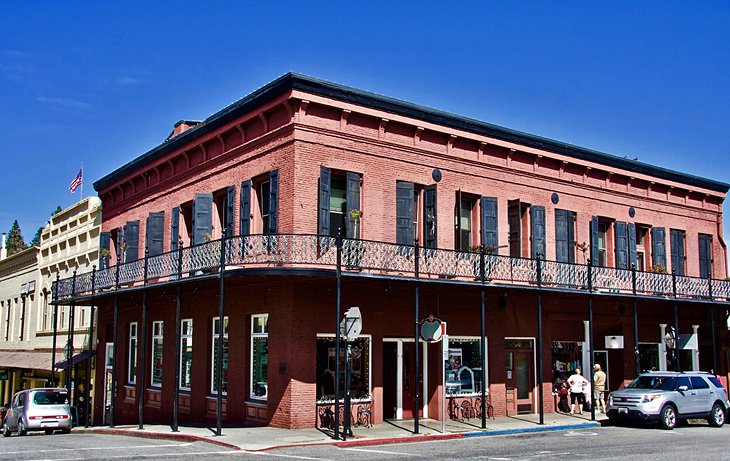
[1,2,729,252]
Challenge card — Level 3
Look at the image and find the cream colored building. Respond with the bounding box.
[0,196,102,409]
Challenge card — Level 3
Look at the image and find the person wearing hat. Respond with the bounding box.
[593,364,607,413]
[567,368,589,415]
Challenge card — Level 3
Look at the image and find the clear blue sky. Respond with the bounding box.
[1,2,728,252]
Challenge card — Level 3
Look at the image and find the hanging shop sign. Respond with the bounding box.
[605,336,624,349]
[419,315,446,343]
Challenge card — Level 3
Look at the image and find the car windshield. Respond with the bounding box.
[31,391,68,405]
[627,376,677,390]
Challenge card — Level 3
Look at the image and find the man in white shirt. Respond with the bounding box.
[567,368,589,415]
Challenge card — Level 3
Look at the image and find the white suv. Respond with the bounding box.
[607,372,729,430]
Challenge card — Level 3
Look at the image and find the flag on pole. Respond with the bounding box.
[69,168,83,193]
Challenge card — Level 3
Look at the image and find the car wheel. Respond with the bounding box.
[2,421,10,437]
[708,404,725,428]
[660,405,677,430]
[45,429,54,435]
[17,419,27,436]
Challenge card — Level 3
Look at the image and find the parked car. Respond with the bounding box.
[607,371,730,429]
[2,388,72,436]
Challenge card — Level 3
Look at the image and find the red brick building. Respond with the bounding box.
[54,73,730,430]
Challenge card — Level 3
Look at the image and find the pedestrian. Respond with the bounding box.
[557,381,570,413]
[593,364,607,413]
[567,368,589,415]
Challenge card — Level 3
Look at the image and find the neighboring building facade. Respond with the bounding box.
[38,196,103,423]
[54,73,729,430]
[0,244,44,404]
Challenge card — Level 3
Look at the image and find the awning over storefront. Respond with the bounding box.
[0,351,53,371]
[54,349,95,369]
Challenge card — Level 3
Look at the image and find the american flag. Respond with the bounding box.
[69,168,83,193]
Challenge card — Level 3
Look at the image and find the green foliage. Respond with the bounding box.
[30,226,43,247]
[52,206,62,216]
[6,220,28,256]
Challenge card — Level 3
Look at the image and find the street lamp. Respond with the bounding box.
[664,326,677,371]
[339,307,362,439]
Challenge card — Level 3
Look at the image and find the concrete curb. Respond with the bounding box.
[75,428,242,451]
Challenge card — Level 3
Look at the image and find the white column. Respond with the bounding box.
[659,324,667,371]
[582,320,590,370]
[691,325,700,372]
[396,341,403,420]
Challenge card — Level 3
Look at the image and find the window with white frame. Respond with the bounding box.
[445,337,486,396]
[211,316,228,394]
[250,314,269,400]
[151,321,164,387]
[315,335,371,401]
[41,294,50,331]
[128,322,138,384]
[180,319,193,390]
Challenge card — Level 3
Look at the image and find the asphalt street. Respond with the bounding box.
[1,423,728,461]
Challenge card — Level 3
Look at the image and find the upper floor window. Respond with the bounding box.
[669,229,686,276]
[319,167,361,238]
[698,234,712,278]
[213,186,235,239]
[590,217,613,267]
[455,193,476,252]
[240,170,279,236]
[554,209,576,264]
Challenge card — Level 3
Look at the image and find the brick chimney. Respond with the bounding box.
[167,120,200,141]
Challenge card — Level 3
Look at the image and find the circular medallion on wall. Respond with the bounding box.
[432,169,442,182]
[629,207,636,218]
[551,193,559,205]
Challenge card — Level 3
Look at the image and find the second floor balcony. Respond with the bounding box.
[52,233,730,305]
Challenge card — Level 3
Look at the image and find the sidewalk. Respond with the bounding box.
[78,412,606,451]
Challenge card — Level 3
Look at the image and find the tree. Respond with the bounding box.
[30,226,43,247]
[52,206,62,216]
[6,220,28,256]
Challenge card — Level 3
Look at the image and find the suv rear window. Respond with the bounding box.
[690,376,709,389]
[31,391,68,405]
[628,376,677,390]
[708,376,724,389]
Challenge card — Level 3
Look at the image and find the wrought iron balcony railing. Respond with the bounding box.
[52,234,730,304]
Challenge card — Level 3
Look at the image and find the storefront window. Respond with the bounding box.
[250,314,268,400]
[151,321,163,386]
[180,319,192,390]
[128,322,138,384]
[211,316,228,394]
[445,338,484,395]
[638,343,659,372]
[316,336,371,401]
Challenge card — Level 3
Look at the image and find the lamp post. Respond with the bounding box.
[340,306,362,440]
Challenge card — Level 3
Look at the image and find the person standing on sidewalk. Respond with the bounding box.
[567,368,589,414]
[593,364,607,413]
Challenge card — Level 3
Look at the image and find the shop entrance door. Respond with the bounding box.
[513,351,533,413]
[382,339,424,420]
[505,338,535,414]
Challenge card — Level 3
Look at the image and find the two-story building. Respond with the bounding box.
[53,73,730,431]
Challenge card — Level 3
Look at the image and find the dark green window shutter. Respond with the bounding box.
[146,211,165,257]
[396,181,414,245]
[628,223,637,269]
[171,207,180,251]
[100,231,111,268]
[225,185,236,238]
[699,233,712,278]
[319,167,331,236]
[670,229,685,276]
[424,185,437,249]
[530,205,546,260]
[123,220,140,262]
[555,209,568,263]
[345,172,361,239]
[268,170,279,234]
[480,197,498,251]
[507,199,522,258]
[566,211,575,263]
[240,180,251,236]
[192,193,213,246]
[651,227,666,268]
[590,217,599,265]
[615,221,628,269]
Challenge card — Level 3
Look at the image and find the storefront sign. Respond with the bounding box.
[605,336,624,349]
[419,316,445,343]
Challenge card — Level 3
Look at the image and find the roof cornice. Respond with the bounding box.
[94,72,729,194]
